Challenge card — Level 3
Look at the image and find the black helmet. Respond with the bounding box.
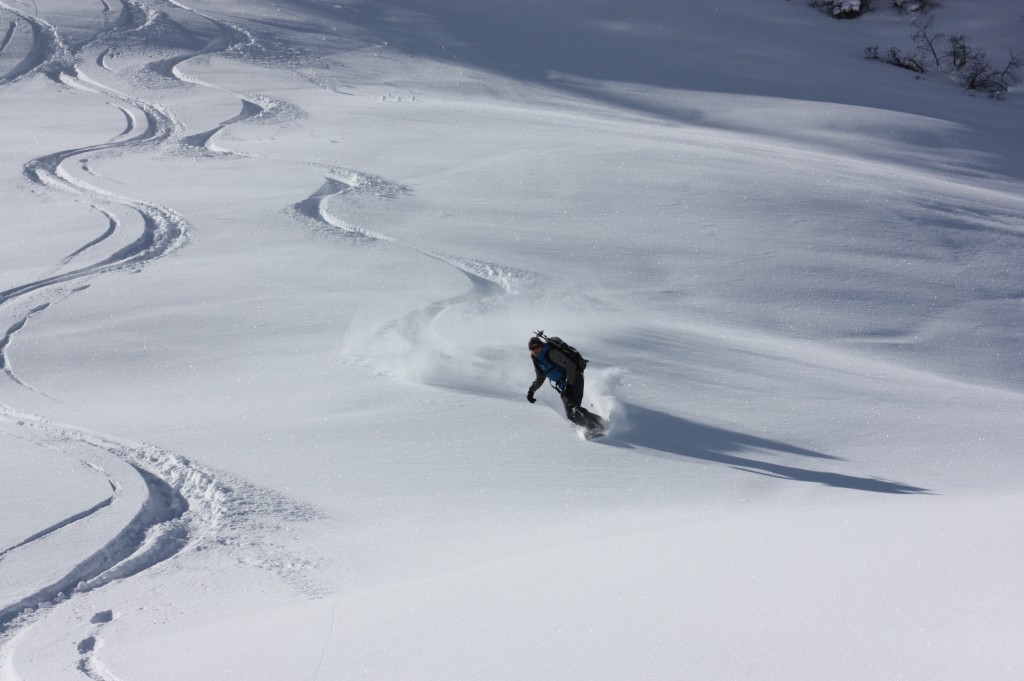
[528,336,543,349]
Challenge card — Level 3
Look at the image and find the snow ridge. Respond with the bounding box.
[290,168,405,241]
[0,1,72,85]
[0,405,325,643]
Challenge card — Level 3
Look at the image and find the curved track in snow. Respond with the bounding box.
[0,1,189,390]
[0,404,323,643]
[0,0,325,662]
[0,2,69,86]
[0,0,580,669]
[291,166,534,313]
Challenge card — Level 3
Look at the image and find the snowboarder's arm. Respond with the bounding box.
[528,360,546,393]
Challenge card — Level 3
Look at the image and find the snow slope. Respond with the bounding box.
[1,0,1023,679]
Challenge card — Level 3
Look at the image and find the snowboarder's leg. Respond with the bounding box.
[561,380,606,433]
[560,388,581,424]
[560,382,589,426]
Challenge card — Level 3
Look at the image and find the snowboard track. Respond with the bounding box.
[0,0,537,670]
[0,0,328,667]
[0,404,326,644]
[290,166,540,384]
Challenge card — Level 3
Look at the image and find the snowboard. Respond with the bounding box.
[580,417,609,440]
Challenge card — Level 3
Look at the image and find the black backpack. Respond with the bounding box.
[534,330,588,372]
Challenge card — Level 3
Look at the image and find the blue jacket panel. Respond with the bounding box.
[535,345,566,384]
[530,343,578,392]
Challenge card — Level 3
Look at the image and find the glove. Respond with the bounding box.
[527,389,537,403]
[555,381,566,393]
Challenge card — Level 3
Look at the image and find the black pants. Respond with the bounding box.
[560,376,601,428]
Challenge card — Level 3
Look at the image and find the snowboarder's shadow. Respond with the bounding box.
[603,403,930,495]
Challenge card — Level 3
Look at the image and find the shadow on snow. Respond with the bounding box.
[601,403,930,495]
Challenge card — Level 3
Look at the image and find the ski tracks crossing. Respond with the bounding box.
[0,403,325,646]
[1,0,536,670]
[0,0,328,668]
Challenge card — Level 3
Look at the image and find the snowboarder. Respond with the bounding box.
[526,335,606,437]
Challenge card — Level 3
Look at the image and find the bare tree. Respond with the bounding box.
[960,50,1022,98]
[865,45,926,72]
[911,18,945,68]
[945,34,975,70]
[832,0,1023,98]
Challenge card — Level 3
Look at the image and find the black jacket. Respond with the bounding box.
[529,345,578,393]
